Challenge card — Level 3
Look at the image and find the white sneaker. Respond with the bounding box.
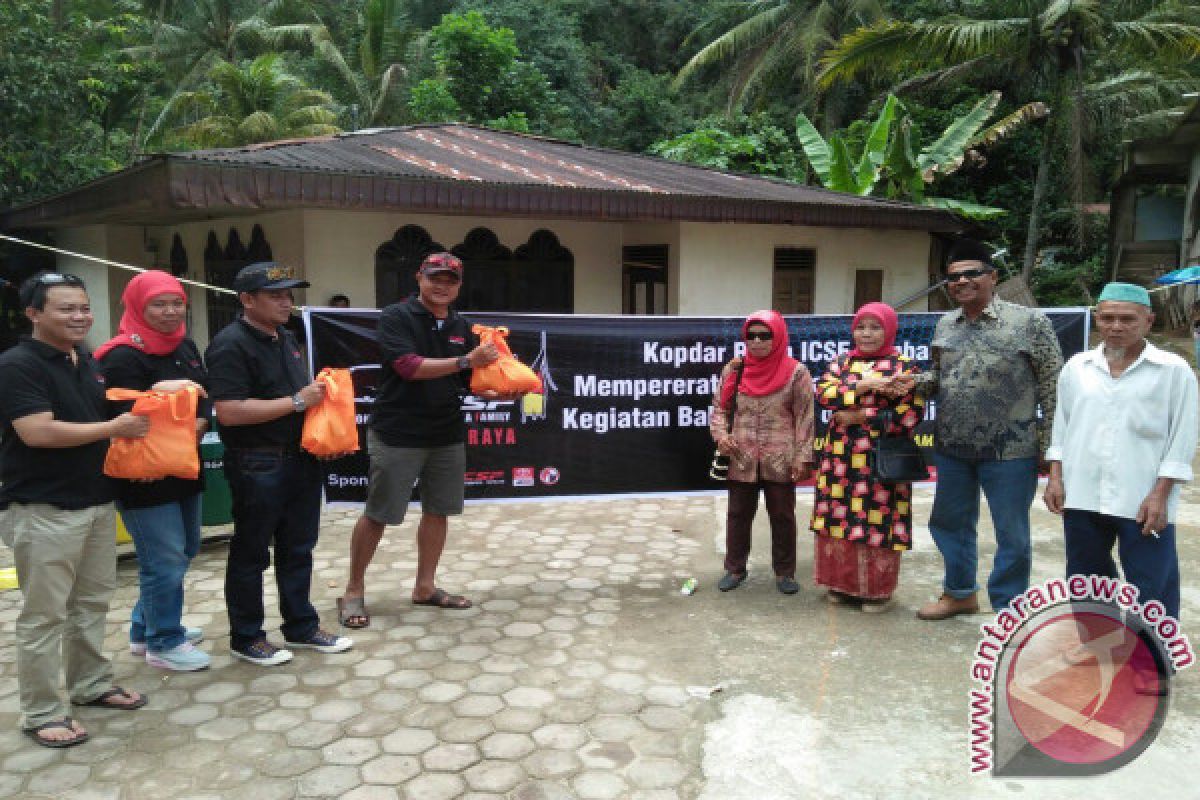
[285,628,353,654]
[130,626,203,656]
[231,639,294,667]
[146,641,211,671]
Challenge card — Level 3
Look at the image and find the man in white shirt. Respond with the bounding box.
[1043,282,1197,621]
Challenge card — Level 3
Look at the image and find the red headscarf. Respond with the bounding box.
[720,310,799,408]
[849,301,899,359]
[94,271,188,360]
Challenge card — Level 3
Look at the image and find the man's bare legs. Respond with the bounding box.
[413,513,447,601]
[340,514,385,626]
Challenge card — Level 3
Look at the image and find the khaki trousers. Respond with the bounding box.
[11,502,116,728]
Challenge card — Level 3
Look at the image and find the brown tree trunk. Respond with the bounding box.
[1021,124,1053,285]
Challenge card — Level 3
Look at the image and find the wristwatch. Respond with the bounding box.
[456,355,471,371]
[291,393,307,413]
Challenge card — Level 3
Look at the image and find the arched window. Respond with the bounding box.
[514,229,573,313]
[452,227,513,312]
[204,224,272,335]
[376,225,444,307]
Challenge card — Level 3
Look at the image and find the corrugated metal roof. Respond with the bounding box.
[3,124,965,231]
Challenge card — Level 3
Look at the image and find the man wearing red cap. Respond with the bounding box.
[338,253,500,628]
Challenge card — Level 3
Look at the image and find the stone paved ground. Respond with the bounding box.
[0,469,1196,799]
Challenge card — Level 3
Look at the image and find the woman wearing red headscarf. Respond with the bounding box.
[96,271,211,671]
[710,310,815,594]
[810,302,924,612]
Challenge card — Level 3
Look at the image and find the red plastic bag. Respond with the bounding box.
[103,386,200,480]
[469,325,543,395]
[302,367,361,457]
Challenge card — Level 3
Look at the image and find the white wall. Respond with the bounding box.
[298,211,625,313]
[68,213,935,348]
[56,226,116,348]
[675,222,934,315]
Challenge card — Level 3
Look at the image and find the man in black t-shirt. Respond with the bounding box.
[206,263,353,667]
[337,253,501,628]
[0,273,150,748]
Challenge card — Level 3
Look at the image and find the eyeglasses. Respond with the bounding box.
[34,273,85,288]
[745,331,774,341]
[945,267,993,284]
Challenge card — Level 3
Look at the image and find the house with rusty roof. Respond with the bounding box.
[1,124,964,345]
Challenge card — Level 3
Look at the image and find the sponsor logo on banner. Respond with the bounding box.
[539,467,560,485]
[512,467,535,487]
[968,575,1192,777]
[464,470,507,487]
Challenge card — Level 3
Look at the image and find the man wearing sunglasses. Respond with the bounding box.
[338,252,503,629]
[895,240,1063,621]
[0,272,153,747]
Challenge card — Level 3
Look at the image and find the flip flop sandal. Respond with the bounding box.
[25,717,89,748]
[337,596,371,628]
[412,588,472,609]
[75,686,147,711]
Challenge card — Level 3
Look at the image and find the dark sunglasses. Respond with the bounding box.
[945,267,993,283]
[745,331,774,341]
[35,272,85,288]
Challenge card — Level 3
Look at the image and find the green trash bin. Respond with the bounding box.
[200,429,233,526]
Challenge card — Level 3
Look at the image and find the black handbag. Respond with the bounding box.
[709,364,744,481]
[867,409,927,484]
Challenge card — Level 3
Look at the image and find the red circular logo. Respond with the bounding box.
[1005,612,1163,766]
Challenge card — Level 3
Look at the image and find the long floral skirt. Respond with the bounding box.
[814,535,901,600]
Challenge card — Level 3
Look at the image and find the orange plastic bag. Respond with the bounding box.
[104,386,200,480]
[469,325,543,395]
[302,367,361,457]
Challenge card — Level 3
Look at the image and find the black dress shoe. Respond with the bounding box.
[776,576,799,595]
[718,572,747,591]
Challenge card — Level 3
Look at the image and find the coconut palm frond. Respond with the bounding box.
[282,106,340,129]
[675,3,792,87]
[1110,21,1200,60]
[971,101,1051,149]
[237,110,281,144]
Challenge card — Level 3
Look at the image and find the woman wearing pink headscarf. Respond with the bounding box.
[810,302,924,612]
[710,311,815,594]
[96,271,211,671]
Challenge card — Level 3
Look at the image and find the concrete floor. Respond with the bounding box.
[0,465,1196,799]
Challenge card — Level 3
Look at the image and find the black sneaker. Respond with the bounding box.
[285,628,353,654]
[231,638,293,667]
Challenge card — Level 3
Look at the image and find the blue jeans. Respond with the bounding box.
[929,453,1037,611]
[224,448,322,648]
[1064,510,1180,619]
[119,494,202,652]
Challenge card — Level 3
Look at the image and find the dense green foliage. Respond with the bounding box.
[3,0,1200,305]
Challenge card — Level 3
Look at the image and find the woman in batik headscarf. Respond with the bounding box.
[810,302,924,612]
[710,310,815,595]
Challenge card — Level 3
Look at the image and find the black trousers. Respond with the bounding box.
[724,479,797,578]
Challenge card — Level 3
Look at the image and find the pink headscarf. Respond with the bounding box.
[94,271,188,360]
[849,302,899,359]
[720,310,799,408]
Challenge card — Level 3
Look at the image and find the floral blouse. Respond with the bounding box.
[709,364,816,483]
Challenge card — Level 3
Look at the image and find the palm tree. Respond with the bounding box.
[819,0,1200,281]
[159,53,340,148]
[675,0,885,130]
[322,0,418,128]
[133,0,348,148]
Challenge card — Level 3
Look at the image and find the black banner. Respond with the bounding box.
[304,308,1090,503]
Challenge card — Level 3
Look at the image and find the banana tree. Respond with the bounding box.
[795,92,1045,220]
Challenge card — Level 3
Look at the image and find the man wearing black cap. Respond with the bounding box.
[895,240,1062,620]
[205,262,353,666]
[337,252,502,628]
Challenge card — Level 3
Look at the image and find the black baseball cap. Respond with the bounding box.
[233,262,310,293]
